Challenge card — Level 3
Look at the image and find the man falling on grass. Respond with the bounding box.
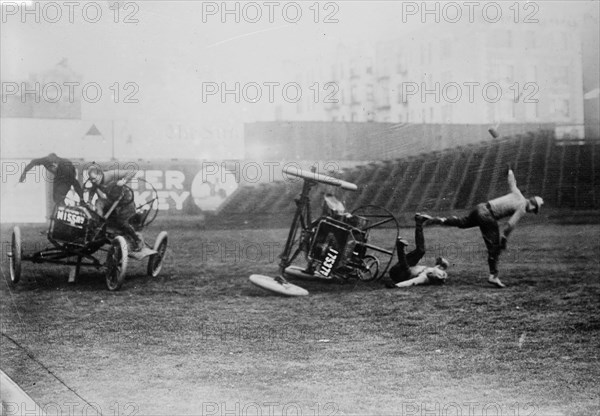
[386,214,450,288]
[420,166,543,288]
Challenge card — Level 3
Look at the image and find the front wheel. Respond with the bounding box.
[147,231,168,277]
[105,236,128,291]
[9,226,22,284]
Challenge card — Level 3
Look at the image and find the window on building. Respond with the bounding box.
[366,84,374,102]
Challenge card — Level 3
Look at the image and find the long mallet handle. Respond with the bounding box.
[103,192,124,220]
[283,166,358,191]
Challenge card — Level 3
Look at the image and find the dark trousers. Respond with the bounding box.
[444,203,501,275]
[52,165,82,204]
[53,182,72,205]
[98,199,140,246]
[389,224,426,283]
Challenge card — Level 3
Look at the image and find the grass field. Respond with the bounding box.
[1,221,599,416]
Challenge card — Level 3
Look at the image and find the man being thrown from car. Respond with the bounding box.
[19,153,84,205]
[87,165,142,252]
[421,167,543,288]
[387,214,450,288]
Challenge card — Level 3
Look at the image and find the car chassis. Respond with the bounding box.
[8,180,168,291]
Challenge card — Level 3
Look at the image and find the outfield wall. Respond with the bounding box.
[0,158,363,223]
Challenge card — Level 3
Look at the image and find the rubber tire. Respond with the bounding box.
[9,226,22,284]
[105,236,128,291]
[147,231,168,277]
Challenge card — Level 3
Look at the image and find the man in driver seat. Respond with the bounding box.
[87,165,143,252]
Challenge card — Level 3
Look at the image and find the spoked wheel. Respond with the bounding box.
[358,255,380,281]
[351,205,400,280]
[147,231,168,277]
[105,236,128,291]
[9,226,22,284]
[132,178,160,230]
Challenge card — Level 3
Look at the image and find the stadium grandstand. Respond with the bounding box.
[213,129,600,228]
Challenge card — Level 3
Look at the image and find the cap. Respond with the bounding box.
[435,257,450,269]
[529,196,544,214]
[87,164,104,182]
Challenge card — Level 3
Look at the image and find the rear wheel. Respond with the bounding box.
[9,226,22,284]
[147,231,168,277]
[105,236,128,291]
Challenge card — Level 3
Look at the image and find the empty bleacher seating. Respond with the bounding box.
[453,145,487,210]
[386,157,422,213]
[213,131,600,227]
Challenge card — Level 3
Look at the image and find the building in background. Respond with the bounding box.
[371,16,585,129]
[269,13,590,140]
[582,7,600,139]
[324,42,377,123]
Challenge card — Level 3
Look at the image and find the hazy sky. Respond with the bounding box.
[1,1,596,124]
